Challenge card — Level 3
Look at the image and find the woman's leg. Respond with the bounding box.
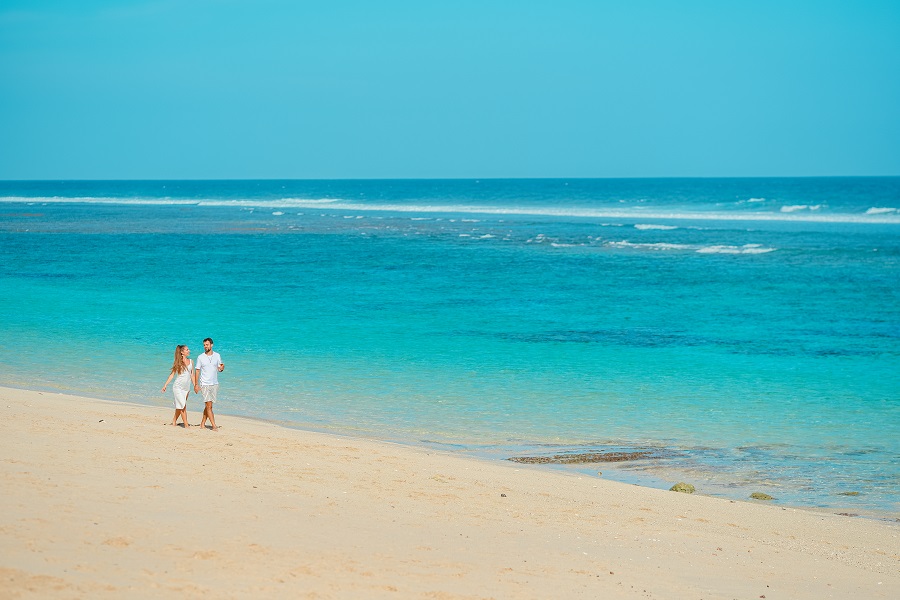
[182,393,190,426]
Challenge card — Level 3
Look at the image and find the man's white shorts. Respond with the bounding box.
[200,384,218,404]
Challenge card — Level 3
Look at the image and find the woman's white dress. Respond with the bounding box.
[172,360,193,409]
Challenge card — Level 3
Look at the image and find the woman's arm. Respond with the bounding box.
[162,371,174,392]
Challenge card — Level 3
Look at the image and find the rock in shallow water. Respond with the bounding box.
[508,451,653,464]
[669,482,695,494]
[750,492,774,500]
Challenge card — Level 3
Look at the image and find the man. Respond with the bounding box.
[194,337,224,431]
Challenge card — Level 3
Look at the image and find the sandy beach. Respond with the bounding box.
[1,387,897,599]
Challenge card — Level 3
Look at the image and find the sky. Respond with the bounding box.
[1,0,899,180]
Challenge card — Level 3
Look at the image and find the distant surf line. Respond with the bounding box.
[2,196,900,225]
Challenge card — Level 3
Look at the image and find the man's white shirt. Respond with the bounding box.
[196,352,221,386]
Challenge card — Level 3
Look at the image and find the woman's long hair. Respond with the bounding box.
[170,345,187,374]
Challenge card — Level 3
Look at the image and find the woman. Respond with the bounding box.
[161,344,193,427]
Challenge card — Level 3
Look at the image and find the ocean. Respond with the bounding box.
[1,178,898,516]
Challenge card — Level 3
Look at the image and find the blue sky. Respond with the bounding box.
[1,0,898,179]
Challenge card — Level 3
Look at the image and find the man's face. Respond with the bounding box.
[203,340,212,353]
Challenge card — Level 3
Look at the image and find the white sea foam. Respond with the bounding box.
[865,207,898,215]
[696,244,776,254]
[0,195,341,208]
[606,241,693,251]
[780,204,821,213]
[0,195,201,206]
[634,224,678,230]
[2,196,899,224]
[272,211,284,216]
[605,241,777,254]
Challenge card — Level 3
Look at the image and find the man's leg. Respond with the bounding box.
[205,401,217,431]
[199,389,208,428]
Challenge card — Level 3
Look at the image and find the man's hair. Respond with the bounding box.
[203,337,214,344]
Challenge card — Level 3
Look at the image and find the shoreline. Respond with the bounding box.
[2,386,898,598]
[3,381,896,521]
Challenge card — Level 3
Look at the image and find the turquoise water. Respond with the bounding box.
[1,178,898,515]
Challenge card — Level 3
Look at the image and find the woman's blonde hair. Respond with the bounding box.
[170,345,187,374]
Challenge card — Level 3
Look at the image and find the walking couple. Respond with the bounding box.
[161,337,224,430]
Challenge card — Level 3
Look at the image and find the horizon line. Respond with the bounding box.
[2,174,900,183]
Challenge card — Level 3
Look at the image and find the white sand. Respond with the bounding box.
[1,386,897,599]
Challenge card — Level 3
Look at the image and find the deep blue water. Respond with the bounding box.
[1,178,898,515]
